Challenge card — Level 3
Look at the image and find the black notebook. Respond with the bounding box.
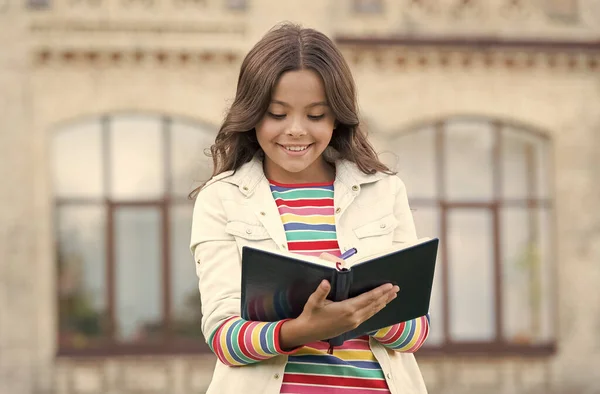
[240,237,439,347]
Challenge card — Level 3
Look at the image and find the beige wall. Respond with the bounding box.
[2,1,600,393]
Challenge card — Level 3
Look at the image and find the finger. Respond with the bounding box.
[348,283,393,309]
[361,292,394,322]
[307,280,331,306]
[319,253,345,269]
[386,290,398,304]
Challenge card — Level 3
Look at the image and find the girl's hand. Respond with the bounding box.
[279,254,399,350]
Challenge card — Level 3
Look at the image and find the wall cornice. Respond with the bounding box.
[337,36,600,72]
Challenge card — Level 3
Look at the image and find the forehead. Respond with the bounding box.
[271,69,326,103]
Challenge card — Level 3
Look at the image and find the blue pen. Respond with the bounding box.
[340,247,357,260]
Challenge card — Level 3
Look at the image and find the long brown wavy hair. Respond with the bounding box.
[190,23,393,198]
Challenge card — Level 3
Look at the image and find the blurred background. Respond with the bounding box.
[1,0,599,393]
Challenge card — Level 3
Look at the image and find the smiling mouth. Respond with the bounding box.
[278,144,312,152]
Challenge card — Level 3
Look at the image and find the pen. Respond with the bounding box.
[340,247,357,260]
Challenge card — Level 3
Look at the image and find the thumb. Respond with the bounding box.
[308,280,331,306]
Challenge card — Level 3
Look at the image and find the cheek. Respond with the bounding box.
[313,123,334,144]
[255,119,280,144]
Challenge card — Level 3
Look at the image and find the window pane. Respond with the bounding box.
[448,210,495,341]
[391,127,436,199]
[114,207,162,342]
[501,129,529,199]
[501,207,554,344]
[52,121,103,198]
[502,127,550,199]
[171,121,216,198]
[110,116,164,200]
[225,0,246,10]
[412,206,443,345]
[170,203,202,338]
[501,207,533,343]
[353,0,383,13]
[535,138,551,199]
[536,208,554,342]
[445,120,494,201]
[57,205,108,346]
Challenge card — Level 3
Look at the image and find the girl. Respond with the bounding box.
[190,23,430,394]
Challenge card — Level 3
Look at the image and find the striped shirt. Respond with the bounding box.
[270,180,341,257]
[207,180,429,393]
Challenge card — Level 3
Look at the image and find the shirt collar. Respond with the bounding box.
[220,149,386,197]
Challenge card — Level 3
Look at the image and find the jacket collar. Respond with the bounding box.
[219,149,386,197]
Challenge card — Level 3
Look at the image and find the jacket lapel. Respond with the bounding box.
[250,177,288,250]
[227,156,288,250]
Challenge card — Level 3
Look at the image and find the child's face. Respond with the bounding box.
[256,68,336,183]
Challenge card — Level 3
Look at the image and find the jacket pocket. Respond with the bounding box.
[353,213,398,239]
[225,221,271,241]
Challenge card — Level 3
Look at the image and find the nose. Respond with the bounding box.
[286,118,307,137]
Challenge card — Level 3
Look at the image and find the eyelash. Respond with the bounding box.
[268,113,325,121]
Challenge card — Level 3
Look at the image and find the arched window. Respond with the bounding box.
[52,114,215,355]
[387,117,555,355]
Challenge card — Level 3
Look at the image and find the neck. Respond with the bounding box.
[263,157,335,185]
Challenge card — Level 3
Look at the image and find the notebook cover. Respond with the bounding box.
[343,238,439,340]
[240,238,438,341]
[240,248,337,322]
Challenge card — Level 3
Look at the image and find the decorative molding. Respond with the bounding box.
[32,48,241,67]
[337,35,600,51]
[30,20,246,35]
[337,36,600,72]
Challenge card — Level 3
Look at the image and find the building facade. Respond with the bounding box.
[1,0,599,393]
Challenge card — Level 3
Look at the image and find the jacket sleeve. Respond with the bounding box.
[369,176,429,352]
[190,183,293,366]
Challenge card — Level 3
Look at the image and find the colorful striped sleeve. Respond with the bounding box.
[208,316,297,366]
[370,314,430,352]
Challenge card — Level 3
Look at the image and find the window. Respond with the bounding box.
[52,114,216,355]
[225,0,246,11]
[544,0,579,22]
[388,117,555,355]
[353,0,383,14]
[27,0,51,9]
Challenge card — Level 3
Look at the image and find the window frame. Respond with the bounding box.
[54,114,212,357]
[352,0,384,14]
[391,117,557,357]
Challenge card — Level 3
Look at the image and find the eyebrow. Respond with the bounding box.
[270,100,328,108]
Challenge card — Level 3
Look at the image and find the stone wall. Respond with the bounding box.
[0,5,45,394]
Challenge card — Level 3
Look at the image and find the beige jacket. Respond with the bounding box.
[190,154,429,394]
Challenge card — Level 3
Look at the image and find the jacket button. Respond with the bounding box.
[380,223,386,228]
[335,207,341,214]
[260,211,266,216]
[245,228,253,234]
[274,373,280,379]
[352,185,359,191]
[243,186,249,191]
[386,372,391,379]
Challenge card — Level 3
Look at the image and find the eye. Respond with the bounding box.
[268,112,286,120]
[308,114,325,121]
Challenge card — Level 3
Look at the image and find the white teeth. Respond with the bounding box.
[284,145,308,152]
